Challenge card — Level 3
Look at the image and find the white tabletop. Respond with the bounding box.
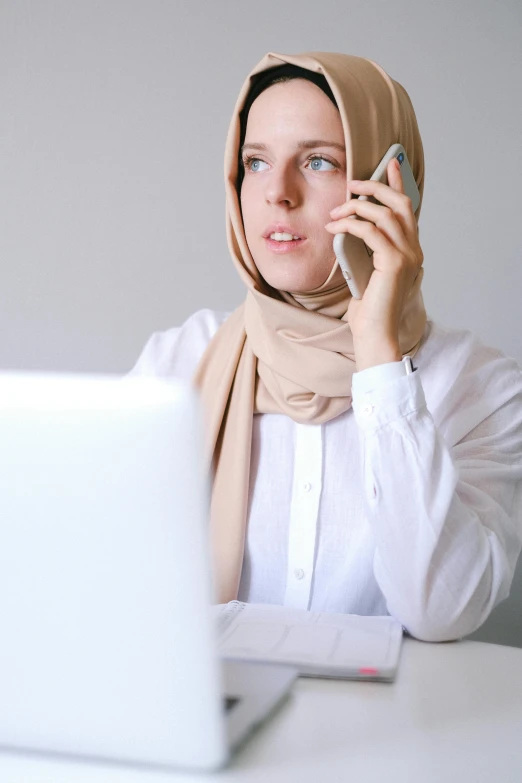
[1,638,522,783]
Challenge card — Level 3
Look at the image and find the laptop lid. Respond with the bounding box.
[0,371,228,770]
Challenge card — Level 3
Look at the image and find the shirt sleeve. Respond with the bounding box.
[351,357,522,642]
[127,309,230,381]
[352,360,407,394]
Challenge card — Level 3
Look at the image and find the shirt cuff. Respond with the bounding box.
[352,360,407,395]
[352,369,426,432]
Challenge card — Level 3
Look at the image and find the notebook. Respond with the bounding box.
[215,601,403,682]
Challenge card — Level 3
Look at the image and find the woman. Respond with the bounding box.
[131,51,522,642]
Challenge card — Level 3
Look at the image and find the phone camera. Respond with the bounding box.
[397,153,404,164]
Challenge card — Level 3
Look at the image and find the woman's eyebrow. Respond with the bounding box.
[240,140,346,154]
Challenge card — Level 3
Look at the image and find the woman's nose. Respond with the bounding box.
[264,163,301,206]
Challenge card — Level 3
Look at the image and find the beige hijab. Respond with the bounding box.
[194,51,427,602]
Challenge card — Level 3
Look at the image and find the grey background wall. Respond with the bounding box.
[1,0,521,646]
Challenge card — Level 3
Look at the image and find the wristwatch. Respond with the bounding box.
[402,355,417,374]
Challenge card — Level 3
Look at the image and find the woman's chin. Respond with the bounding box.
[255,260,331,294]
[262,274,331,294]
[259,269,338,294]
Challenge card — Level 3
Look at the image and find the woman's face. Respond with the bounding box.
[240,78,347,293]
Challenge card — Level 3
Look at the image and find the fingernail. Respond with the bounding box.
[330,205,343,216]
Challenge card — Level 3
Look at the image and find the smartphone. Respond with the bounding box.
[333,143,420,299]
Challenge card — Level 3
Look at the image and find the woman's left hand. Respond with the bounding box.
[325,158,424,371]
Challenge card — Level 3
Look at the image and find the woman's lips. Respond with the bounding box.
[264,237,307,254]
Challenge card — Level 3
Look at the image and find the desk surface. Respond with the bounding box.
[1,638,522,783]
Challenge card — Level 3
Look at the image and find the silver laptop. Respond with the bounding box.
[0,371,296,772]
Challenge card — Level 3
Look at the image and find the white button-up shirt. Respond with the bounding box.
[130,309,522,641]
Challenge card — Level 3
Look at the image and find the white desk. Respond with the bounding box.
[1,638,521,783]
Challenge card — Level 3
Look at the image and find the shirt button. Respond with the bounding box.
[294,568,305,580]
[303,482,312,492]
[363,404,374,416]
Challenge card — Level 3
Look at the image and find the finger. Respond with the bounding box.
[329,159,404,215]
[347,177,417,242]
[340,218,424,280]
[327,216,421,281]
[387,158,405,194]
[326,199,407,252]
[387,160,423,247]
[327,213,395,263]
[348,176,412,217]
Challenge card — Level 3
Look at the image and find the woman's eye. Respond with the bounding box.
[243,157,268,173]
[242,155,336,173]
[307,155,336,171]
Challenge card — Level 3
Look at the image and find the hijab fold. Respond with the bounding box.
[193,51,427,602]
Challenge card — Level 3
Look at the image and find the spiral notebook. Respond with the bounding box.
[215,602,403,682]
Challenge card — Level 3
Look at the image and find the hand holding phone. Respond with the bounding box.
[333,143,420,299]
